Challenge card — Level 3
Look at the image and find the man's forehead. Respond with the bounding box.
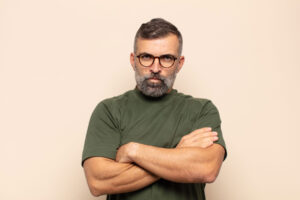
[136,34,179,55]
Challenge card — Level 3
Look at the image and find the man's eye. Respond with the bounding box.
[161,55,174,62]
[141,54,152,60]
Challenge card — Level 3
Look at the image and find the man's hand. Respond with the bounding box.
[116,127,218,163]
[176,127,218,148]
[114,127,224,183]
[116,142,138,163]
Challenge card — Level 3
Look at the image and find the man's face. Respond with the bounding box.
[130,34,185,97]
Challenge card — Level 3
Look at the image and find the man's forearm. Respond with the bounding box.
[122,143,224,183]
[83,157,159,196]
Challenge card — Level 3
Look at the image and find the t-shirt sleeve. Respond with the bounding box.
[191,100,227,160]
[81,100,121,166]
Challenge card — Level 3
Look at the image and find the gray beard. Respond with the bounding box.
[135,68,177,97]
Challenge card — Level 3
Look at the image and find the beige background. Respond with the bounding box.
[1,0,300,199]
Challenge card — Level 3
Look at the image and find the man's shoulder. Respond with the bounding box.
[102,90,133,103]
[175,90,215,109]
[94,89,135,110]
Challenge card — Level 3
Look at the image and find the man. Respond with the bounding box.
[82,18,227,200]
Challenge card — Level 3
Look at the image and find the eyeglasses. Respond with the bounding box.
[136,53,178,68]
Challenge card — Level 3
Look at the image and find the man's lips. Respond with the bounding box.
[149,78,161,81]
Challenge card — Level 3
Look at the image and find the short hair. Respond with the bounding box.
[134,18,183,55]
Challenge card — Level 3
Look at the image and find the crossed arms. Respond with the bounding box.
[83,127,225,196]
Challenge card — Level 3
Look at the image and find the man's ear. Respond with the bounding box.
[130,53,136,70]
[176,56,185,73]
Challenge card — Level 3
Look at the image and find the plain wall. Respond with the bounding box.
[1,0,299,199]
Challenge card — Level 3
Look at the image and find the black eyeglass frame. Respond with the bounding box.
[136,53,178,68]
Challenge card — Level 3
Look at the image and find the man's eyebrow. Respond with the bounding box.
[137,52,153,55]
[160,54,177,57]
[138,52,177,57]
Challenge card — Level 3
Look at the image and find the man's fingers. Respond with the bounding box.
[177,128,220,148]
[188,131,218,139]
[212,136,219,141]
[182,130,218,143]
[197,127,212,133]
[191,133,219,145]
[193,134,219,142]
[201,136,219,147]
[186,127,212,137]
[199,131,218,138]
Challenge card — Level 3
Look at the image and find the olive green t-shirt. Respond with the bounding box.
[82,88,227,200]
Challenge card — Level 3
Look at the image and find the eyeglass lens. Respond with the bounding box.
[138,54,176,68]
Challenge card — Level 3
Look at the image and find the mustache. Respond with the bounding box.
[144,73,165,81]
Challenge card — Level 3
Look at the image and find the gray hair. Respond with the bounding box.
[134,18,183,56]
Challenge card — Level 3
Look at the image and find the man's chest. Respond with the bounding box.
[118,102,197,148]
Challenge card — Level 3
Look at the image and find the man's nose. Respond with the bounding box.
[150,57,161,73]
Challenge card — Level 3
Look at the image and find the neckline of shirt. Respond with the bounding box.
[133,87,177,103]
